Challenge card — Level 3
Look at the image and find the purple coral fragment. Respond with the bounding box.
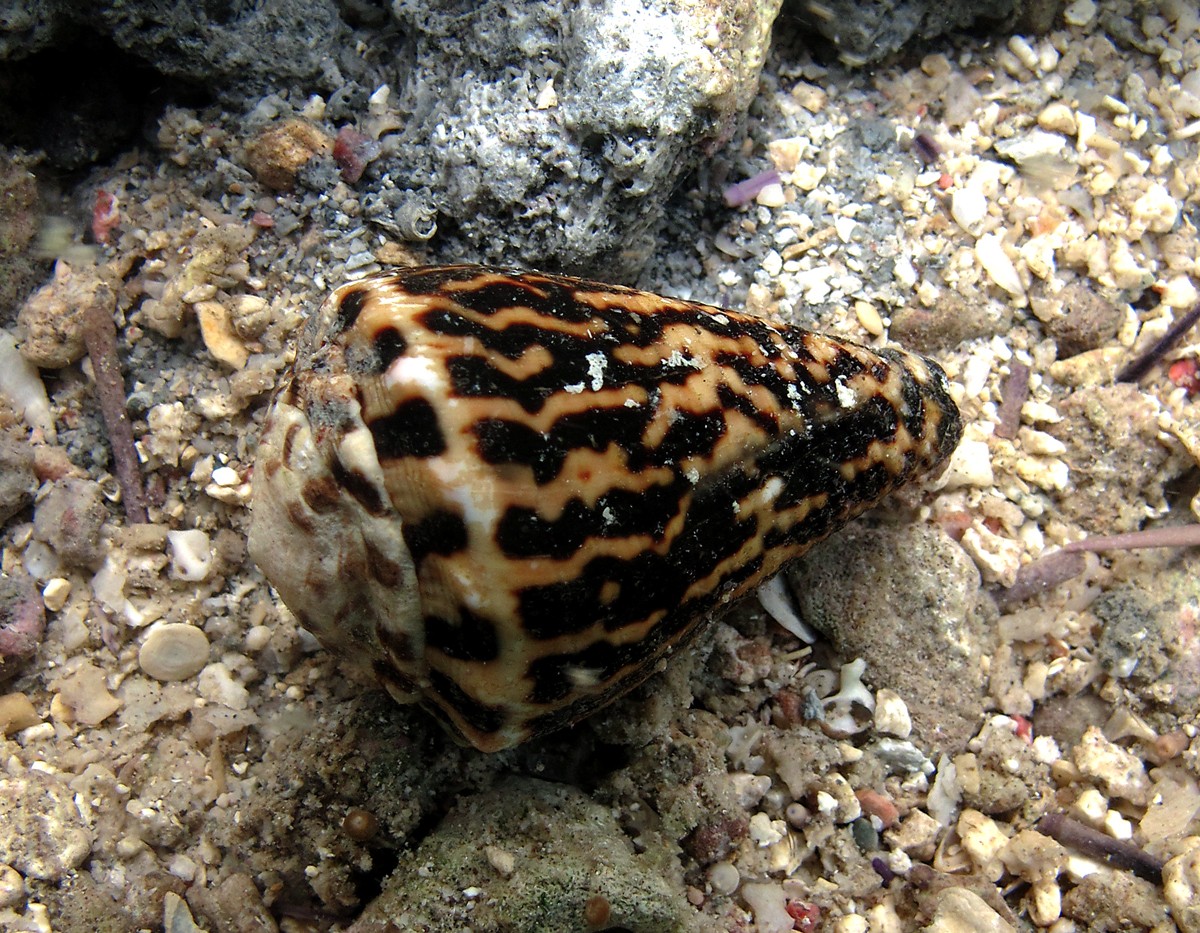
[723,170,781,208]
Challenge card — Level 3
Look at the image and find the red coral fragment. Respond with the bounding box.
[333,126,379,184]
[251,210,275,228]
[92,189,120,244]
[1168,357,1200,395]
[785,901,820,932]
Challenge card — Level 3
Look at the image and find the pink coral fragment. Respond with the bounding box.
[723,170,780,208]
[91,189,120,244]
[333,126,380,184]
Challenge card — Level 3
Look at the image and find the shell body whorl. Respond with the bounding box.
[249,265,962,751]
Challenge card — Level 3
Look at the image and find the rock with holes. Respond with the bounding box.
[248,264,961,751]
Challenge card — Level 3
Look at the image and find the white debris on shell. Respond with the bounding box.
[958,809,1009,881]
[822,658,875,735]
[748,811,786,847]
[1129,183,1178,235]
[0,329,54,437]
[484,844,515,877]
[1013,454,1070,493]
[927,755,961,828]
[707,860,739,896]
[992,129,1066,164]
[41,577,70,612]
[1161,275,1199,309]
[1016,427,1066,456]
[935,438,994,490]
[55,662,121,726]
[927,888,1015,933]
[756,574,817,642]
[0,864,23,909]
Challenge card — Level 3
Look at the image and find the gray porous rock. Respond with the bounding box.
[0,0,346,86]
[1093,559,1200,721]
[0,436,36,525]
[90,0,347,86]
[784,0,1062,65]
[0,147,45,321]
[786,523,990,753]
[0,0,62,60]
[0,1,350,169]
[381,0,784,277]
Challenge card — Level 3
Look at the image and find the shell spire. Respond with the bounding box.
[249,265,962,751]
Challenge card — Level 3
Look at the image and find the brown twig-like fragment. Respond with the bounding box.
[82,301,148,524]
[994,361,1030,440]
[995,549,1087,610]
[1061,525,1200,552]
[1116,300,1200,383]
[913,133,941,165]
[1039,812,1163,883]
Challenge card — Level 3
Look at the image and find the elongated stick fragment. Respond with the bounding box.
[1116,300,1200,383]
[996,549,1087,610]
[82,301,147,524]
[994,361,1029,440]
[1061,525,1200,552]
[1039,812,1163,883]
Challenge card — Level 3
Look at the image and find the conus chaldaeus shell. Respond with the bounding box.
[248,265,962,751]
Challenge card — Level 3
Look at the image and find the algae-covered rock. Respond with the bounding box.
[352,776,704,933]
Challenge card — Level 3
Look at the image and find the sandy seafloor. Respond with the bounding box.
[2,1,1200,931]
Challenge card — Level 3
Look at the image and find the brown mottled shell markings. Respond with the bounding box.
[248,265,962,752]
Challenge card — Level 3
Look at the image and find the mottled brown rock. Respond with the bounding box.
[1092,563,1200,720]
[681,814,749,865]
[187,872,280,933]
[244,119,333,190]
[1041,282,1124,359]
[33,476,108,569]
[353,777,697,932]
[0,570,44,670]
[889,291,1013,354]
[17,260,115,368]
[1061,871,1167,931]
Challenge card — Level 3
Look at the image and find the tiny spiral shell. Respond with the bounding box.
[248,265,962,751]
